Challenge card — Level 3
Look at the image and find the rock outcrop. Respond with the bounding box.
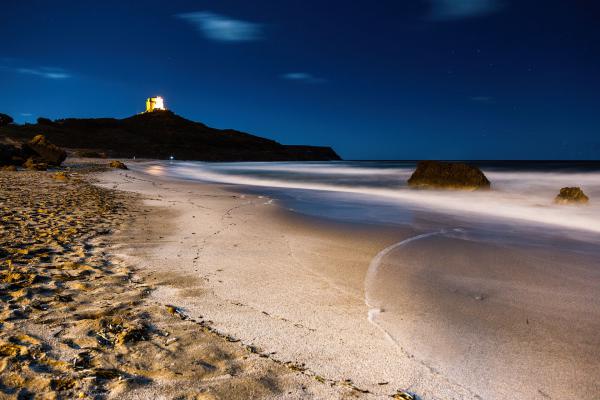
[407,160,491,190]
[23,157,48,171]
[1,135,66,170]
[108,160,128,170]
[555,187,589,204]
[24,134,67,166]
[0,143,25,166]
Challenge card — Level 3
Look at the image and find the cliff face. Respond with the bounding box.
[0,111,341,161]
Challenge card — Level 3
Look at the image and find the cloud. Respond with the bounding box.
[281,72,326,84]
[17,67,70,79]
[176,12,263,42]
[470,96,495,103]
[428,0,503,20]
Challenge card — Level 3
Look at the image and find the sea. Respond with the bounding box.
[140,160,600,237]
[138,160,600,399]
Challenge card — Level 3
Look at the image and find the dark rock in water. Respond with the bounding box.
[23,157,48,171]
[0,113,13,127]
[407,160,491,190]
[24,134,67,166]
[555,187,589,204]
[109,160,128,170]
[0,111,341,162]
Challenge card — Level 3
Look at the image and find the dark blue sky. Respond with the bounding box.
[1,0,599,159]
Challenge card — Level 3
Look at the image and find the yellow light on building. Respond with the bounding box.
[145,96,166,112]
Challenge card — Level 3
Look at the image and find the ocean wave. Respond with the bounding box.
[139,161,600,233]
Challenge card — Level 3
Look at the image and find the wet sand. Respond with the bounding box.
[95,168,489,399]
[367,234,600,399]
[96,166,600,400]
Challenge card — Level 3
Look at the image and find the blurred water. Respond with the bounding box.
[364,231,600,399]
[137,160,600,399]
[139,160,600,237]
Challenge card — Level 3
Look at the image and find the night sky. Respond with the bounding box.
[1,1,599,160]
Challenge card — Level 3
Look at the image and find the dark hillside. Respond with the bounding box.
[0,111,340,161]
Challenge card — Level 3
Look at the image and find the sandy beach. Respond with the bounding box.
[95,165,600,400]
[93,167,488,400]
[2,162,598,399]
[0,165,363,399]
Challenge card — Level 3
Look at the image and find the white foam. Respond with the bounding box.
[208,162,409,176]
[138,161,600,233]
[364,230,446,345]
